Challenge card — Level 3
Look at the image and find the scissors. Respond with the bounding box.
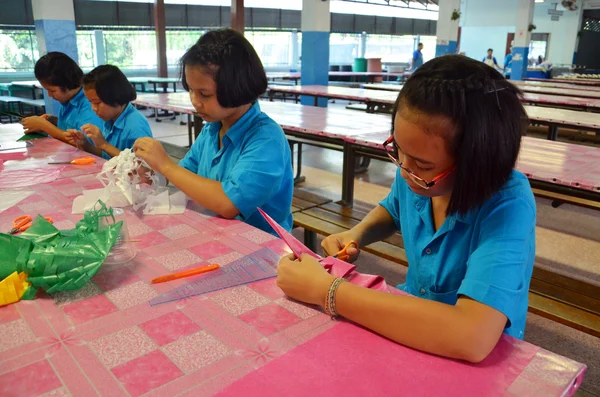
[333,241,359,262]
[10,215,53,235]
[48,156,96,165]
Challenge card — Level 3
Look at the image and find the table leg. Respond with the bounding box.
[187,114,193,147]
[313,96,318,107]
[304,229,317,252]
[269,90,275,102]
[288,141,306,184]
[193,114,203,139]
[547,125,559,140]
[340,141,356,207]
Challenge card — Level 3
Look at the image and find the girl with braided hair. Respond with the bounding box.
[134,29,293,235]
[277,55,535,363]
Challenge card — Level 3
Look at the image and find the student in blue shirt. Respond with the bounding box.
[504,47,514,79]
[21,52,103,142]
[67,65,152,159]
[410,42,424,71]
[133,29,293,235]
[277,55,536,363]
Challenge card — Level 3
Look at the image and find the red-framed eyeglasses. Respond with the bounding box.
[382,136,455,190]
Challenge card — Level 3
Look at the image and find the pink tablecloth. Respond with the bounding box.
[0,136,587,397]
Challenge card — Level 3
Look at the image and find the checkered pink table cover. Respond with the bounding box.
[347,133,600,193]
[0,175,587,397]
[0,138,589,396]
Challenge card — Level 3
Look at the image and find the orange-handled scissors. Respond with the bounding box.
[333,241,359,262]
[48,156,96,165]
[10,215,53,234]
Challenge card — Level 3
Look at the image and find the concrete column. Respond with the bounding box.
[94,30,105,65]
[290,30,299,71]
[512,0,535,80]
[31,0,78,114]
[358,32,367,58]
[231,0,245,33]
[301,0,330,107]
[435,0,460,57]
[155,0,167,78]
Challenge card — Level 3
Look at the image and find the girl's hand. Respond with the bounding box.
[133,137,174,174]
[22,115,51,134]
[277,254,335,306]
[82,124,107,149]
[321,230,361,262]
[65,129,85,148]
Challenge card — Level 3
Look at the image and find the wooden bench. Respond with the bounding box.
[292,192,600,337]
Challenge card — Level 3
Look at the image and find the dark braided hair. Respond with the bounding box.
[180,29,267,108]
[392,54,528,215]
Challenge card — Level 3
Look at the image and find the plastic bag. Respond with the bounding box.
[0,200,122,297]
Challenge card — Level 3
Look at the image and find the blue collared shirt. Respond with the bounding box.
[100,103,153,159]
[412,50,424,70]
[57,88,104,132]
[179,102,293,235]
[380,170,536,339]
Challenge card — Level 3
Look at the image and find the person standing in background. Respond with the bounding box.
[482,48,502,71]
[504,46,513,79]
[410,42,424,71]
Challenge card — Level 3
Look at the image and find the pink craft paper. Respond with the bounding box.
[0,168,63,189]
[215,321,540,397]
[257,208,320,259]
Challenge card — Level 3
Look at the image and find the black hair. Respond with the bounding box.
[34,52,83,90]
[488,48,493,52]
[418,42,423,46]
[179,28,267,108]
[83,65,136,106]
[392,54,527,216]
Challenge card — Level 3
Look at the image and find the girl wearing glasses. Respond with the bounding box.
[277,55,535,363]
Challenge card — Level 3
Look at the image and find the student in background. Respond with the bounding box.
[409,42,424,71]
[67,65,152,159]
[482,48,502,71]
[277,55,535,363]
[133,28,293,235]
[21,52,103,142]
[504,46,514,79]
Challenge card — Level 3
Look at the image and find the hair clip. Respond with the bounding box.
[485,80,507,110]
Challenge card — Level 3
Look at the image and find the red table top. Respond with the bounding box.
[0,138,587,397]
[525,77,600,87]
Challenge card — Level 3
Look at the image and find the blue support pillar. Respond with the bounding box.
[301,0,330,107]
[32,0,78,115]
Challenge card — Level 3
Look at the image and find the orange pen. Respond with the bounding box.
[151,264,220,284]
[48,156,96,165]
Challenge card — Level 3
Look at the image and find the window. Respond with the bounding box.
[330,33,360,65]
[365,34,415,63]
[245,31,294,67]
[103,29,157,69]
[0,28,39,72]
[166,29,204,67]
[528,33,549,64]
[76,30,97,70]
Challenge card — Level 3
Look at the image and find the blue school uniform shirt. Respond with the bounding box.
[57,88,103,132]
[178,101,293,235]
[380,170,536,339]
[412,50,424,70]
[100,103,153,160]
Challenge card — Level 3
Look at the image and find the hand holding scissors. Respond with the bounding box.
[332,241,359,262]
[10,215,53,235]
